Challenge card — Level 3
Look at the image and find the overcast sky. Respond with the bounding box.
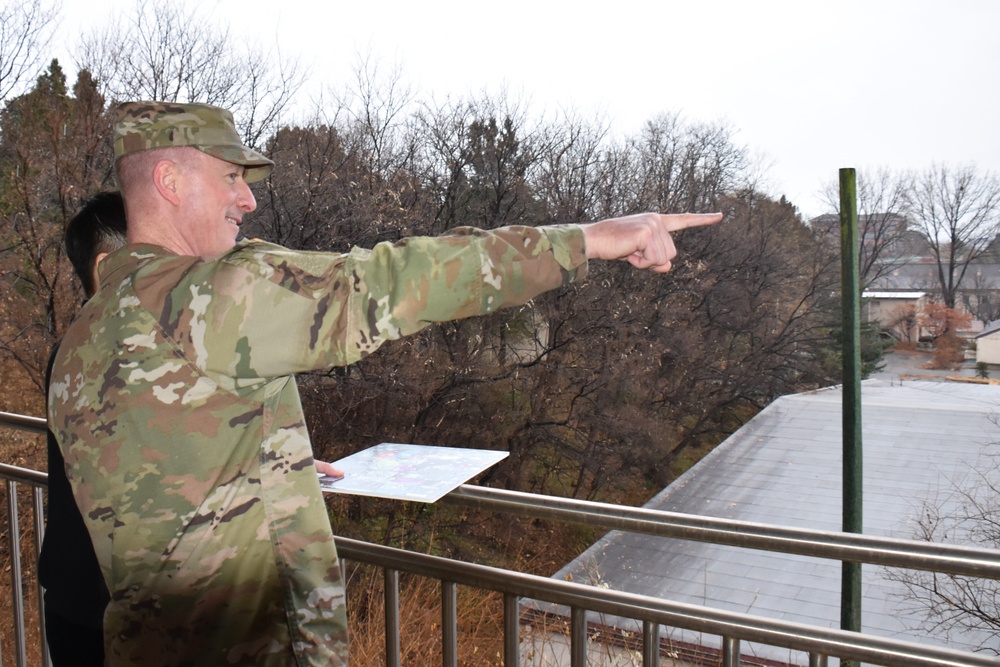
[52,0,1000,220]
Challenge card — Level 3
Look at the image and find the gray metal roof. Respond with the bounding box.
[978,320,1000,339]
[528,380,1000,664]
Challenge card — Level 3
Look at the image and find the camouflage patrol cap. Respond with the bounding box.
[113,101,274,183]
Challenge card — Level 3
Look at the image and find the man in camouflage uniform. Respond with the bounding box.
[48,101,720,666]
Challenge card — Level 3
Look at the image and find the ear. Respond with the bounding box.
[151,159,182,206]
[90,252,110,295]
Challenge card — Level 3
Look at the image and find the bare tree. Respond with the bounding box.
[885,445,1000,653]
[533,110,613,221]
[819,167,921,291]
[75,0,305,148]
[409,92,538,232]
[961,267,1000,325]
[906,163,1000,308]
[627,113,748,214]
[331,53,416,182]
[637,189,837,478]
[247,123,358,250]
[0,0,59,103]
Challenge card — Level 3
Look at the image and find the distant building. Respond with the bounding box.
[810,213,933,263]
[975,320,1000,365]
[861,291,927,342]
[864,261,939,292]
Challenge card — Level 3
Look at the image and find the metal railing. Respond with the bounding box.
[2,409,999,667]
[0,413,47,667]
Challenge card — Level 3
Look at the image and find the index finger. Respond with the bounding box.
[315,460,344,479]
[661,212,723,232]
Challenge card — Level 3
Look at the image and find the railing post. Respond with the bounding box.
[32,486,50,667]
[810,652,829,667]
[384,568,400,667]
[441,580,457,667]
[6,479,28,667]
[642,620,660,667]
[570,607,586,667]
[721,636,740,667]
[503,592,519,667]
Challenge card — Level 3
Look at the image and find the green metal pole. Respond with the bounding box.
[839,168,863,649]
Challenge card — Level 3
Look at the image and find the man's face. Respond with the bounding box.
[178,150,257,257]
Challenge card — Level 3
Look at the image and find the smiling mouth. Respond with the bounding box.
[227,216,241,227]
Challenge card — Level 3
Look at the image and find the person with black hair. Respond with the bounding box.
[39,191,126,666]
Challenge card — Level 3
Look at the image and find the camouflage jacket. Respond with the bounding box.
[48,225,587,666]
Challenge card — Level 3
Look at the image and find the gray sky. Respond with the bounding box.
[54,0,1000,219]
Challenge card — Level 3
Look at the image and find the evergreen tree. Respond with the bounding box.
[0,60,111,393]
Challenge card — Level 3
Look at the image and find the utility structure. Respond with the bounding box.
[839,167,863,655]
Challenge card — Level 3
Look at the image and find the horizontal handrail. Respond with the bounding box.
[0,461,49,487]
[0,411,46,435]
[444,484,1000,579]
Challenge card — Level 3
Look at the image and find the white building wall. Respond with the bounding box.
[976,332,1000,364]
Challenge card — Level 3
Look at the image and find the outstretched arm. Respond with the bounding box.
[581,212,722,273]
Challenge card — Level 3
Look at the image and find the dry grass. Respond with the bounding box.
[0,358,47,472]
[0,359,44,418]
[345,565,505,666]
[0,493,46,667]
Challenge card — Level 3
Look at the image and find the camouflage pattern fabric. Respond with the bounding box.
[48,225,587,666]
[113,101,274,183]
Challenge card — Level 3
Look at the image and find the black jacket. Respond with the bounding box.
[38,343,110,627]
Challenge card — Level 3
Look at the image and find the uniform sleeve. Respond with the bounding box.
[191,225,587,380]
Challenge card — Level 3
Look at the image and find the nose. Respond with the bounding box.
[238,179,257,213]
